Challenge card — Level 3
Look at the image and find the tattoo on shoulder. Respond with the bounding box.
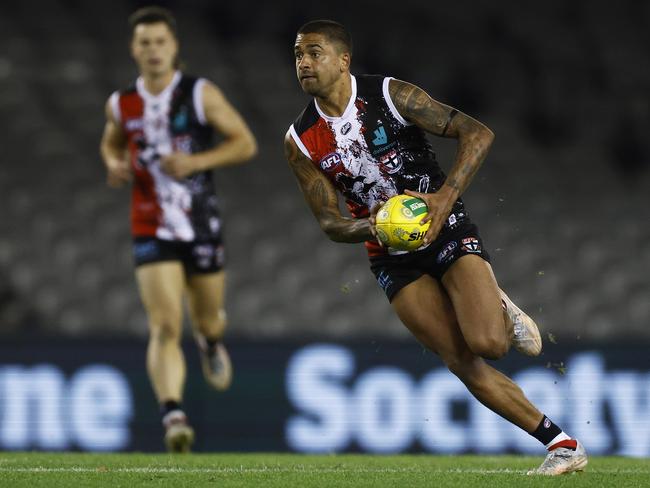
[388,79,454,136]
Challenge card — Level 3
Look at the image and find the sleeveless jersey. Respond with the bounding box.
[110,71,221,242]
[289,74,467,256]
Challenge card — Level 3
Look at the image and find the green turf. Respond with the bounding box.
[0,452,647,487]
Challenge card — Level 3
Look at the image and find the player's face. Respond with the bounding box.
[131,22,178,77]
[294,33,349,97]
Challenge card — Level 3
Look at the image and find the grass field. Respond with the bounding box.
[0,452,647,487]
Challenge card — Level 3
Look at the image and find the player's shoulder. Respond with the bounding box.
[291,99,319,137]
[112,82,137,99]
[355,73,388,95]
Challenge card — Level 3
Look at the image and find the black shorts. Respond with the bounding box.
[133,237,225,275]
[370,222,490,302]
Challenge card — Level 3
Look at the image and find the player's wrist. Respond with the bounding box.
[440,183,460,200]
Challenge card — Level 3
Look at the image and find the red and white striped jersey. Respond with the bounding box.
[110,71,221,242]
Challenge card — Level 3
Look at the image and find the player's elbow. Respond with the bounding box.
[319,218,343,242]
[243,133,258,160]
[479,125,495,148]
[237,132,257,162]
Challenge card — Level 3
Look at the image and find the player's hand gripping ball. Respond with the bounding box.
[374,195,431,251]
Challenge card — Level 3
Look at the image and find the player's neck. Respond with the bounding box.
[316,73,352,117]
[141,69,177,96]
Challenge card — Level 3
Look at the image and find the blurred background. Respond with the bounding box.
[0,0,648,454]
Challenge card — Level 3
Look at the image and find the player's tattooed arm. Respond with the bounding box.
[388,78,494,197]
[284,131,374,243]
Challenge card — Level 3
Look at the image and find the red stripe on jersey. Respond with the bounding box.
[118,92,162,237]
[300,118,337,171]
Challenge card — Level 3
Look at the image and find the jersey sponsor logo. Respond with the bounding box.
[372,126,388,146]
[461,237,481,253]
[319,152,344,171]
[125,118,144,131]
[436,241,458,264]
[341,122,352,135]
[448,214,457,226]
[379,149,403,174]
[172,109,189,131]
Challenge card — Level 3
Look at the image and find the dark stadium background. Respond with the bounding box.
[0,0,648,455]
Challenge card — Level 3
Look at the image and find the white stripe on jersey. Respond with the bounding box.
[382,77,412,126]
[193,78,207,125]
[109,91,121,124]
[289,124,312,160]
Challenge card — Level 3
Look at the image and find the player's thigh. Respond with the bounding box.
[185,270,226,327]
[391,274,474,365]
[135,261,186,328]
[441,255,506,352]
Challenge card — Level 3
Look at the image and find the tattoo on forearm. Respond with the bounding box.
[310,179,332,209]
[285,134,372,243]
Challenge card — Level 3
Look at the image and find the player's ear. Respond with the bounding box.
[340,52,351,72]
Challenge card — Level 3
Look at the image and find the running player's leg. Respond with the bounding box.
[392,275,586,474]
[440,255,511,359]
[442,255,587,474]
[392,274,539,432]
[136,261,194,451]
[186,270,232,390]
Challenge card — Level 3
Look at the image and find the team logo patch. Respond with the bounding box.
[341,122,352,135]
[461,237,481,253]
[436,241,458,264]
[319,152,343,171]
[379,149,403,174]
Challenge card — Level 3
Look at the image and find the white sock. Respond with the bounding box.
[546,431,571,449]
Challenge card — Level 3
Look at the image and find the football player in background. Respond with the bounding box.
[100,6,256,452]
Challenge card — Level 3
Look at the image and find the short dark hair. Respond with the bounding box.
[128,6,178,38]
[297,20,353,55]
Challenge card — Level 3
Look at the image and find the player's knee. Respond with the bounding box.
[149,318,182,343]
[466,332,508,360]
[195,308,226,337]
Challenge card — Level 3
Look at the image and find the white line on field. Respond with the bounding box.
[0,467,648,475]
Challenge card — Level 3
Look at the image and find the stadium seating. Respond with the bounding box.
[0,0,648,341]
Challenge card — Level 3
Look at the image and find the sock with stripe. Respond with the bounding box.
[530,415,577,450]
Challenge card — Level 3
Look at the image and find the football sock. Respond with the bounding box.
[204,337,221,356]
[530,415,574,450]
[160,400,182,420]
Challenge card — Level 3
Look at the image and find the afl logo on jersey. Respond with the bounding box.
[341,122,352,135]
[125,118,144,131]
[320,152,344,172]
